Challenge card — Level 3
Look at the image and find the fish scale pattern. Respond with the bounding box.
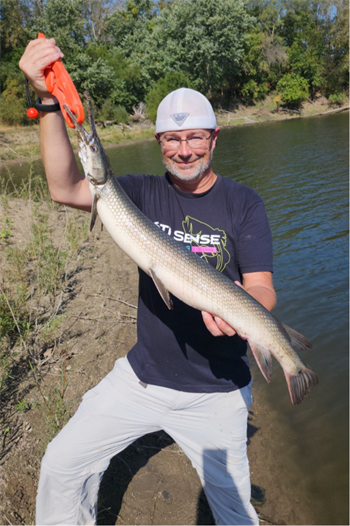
[101,175,284,338]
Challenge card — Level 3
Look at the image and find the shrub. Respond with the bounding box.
[113,105,129,124]
[328,93,348,107]
[0,79,27,126]
[98,99,129,124]
[241,80,269,102]
[276,73,309,108]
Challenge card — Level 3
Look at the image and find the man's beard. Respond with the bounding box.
[162,152,213,182]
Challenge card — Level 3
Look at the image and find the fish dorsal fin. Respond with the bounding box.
[90,193,99,232]
[281,323,312,350]
[149,269,173,310]
[249,341,273,383]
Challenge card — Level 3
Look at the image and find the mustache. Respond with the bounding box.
[171,155,202,162]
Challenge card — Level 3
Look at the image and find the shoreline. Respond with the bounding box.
[1,103,348,168]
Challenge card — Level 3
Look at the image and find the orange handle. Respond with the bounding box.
[38,33,84,128]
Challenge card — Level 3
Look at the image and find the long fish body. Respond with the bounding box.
[64,93,318,405]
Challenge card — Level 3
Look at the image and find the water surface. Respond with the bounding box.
[214,114,349,525]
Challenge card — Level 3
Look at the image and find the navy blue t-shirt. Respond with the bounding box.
[118,172,273,393]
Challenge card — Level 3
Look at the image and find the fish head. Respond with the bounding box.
[63,92,111,186]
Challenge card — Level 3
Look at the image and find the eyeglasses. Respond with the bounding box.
[160,131,213,150]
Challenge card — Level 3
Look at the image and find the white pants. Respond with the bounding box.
[36,357,258,525]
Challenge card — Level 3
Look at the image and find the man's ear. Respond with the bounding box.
[211,127,220,149]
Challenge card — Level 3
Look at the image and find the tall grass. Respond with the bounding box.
[0,166,89,415]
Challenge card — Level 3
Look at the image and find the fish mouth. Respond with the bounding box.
[63,91,97,146]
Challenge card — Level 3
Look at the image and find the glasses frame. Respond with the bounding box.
[160,131,214,151]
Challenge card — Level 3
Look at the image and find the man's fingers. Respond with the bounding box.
[202,311,237,337]
[202,311,225,336]
[20,38,63,71]
[19,38,64,97]
[214,316,237,336]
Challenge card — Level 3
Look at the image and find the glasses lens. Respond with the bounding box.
[187,136,207,148]
[162,138,180,149]
[162,134,210,150]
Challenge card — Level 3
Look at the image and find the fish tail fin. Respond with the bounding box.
[284,366,318,405]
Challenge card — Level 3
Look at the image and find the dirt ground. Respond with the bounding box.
[0,197,317,526]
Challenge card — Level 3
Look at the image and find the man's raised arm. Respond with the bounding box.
[19,37,92,211]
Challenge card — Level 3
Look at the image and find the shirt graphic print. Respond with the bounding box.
[155,215,231,272]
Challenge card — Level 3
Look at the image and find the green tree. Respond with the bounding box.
[81,0,117,42]
[150,0,254,100]
[107,0,255,104]
[281,6,326,98]
[30,0,87,62]
[324,0,349,95]
[0,0,37,92]
[86,44,145,109]
[240,26,287,101]
[68,54,116,107]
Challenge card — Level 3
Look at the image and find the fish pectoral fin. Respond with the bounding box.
[248,341,272,383]
[149,269,173,310]
[281,323,312,350]
[90,193,99,232]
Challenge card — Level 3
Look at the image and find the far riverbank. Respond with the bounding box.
[1,96,348,167]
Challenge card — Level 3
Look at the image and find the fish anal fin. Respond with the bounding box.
[281,323,312,350]
[284,366,318,405]
[149,269,173,310]
[90,193,99,232]
[249,341,272,383]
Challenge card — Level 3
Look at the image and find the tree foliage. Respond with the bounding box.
[277,72,309,107]
[1,0,348,125]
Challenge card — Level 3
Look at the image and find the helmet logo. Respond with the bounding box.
[170,112,190,127]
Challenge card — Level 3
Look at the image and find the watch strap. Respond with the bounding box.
[35,97,61,112]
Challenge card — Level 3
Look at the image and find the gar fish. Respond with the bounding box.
[64,93,318,405]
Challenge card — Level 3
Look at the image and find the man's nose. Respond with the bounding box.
[177,139,192,157]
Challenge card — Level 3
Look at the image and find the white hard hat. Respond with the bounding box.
[155,88,217,133]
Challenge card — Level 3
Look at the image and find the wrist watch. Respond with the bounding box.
[35,97,61,112]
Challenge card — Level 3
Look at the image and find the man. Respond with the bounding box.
[20,37,276,525]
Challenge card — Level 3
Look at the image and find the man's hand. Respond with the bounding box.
[201,281,245,337]
[18,37,93,212]
[202,311,239,337]
[201,272,276,337]
[19,37,64,101]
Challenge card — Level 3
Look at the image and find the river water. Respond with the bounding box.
[4,113,349,524]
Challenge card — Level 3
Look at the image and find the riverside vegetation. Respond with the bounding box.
[0,170,90,437]
[1,0,349,129]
